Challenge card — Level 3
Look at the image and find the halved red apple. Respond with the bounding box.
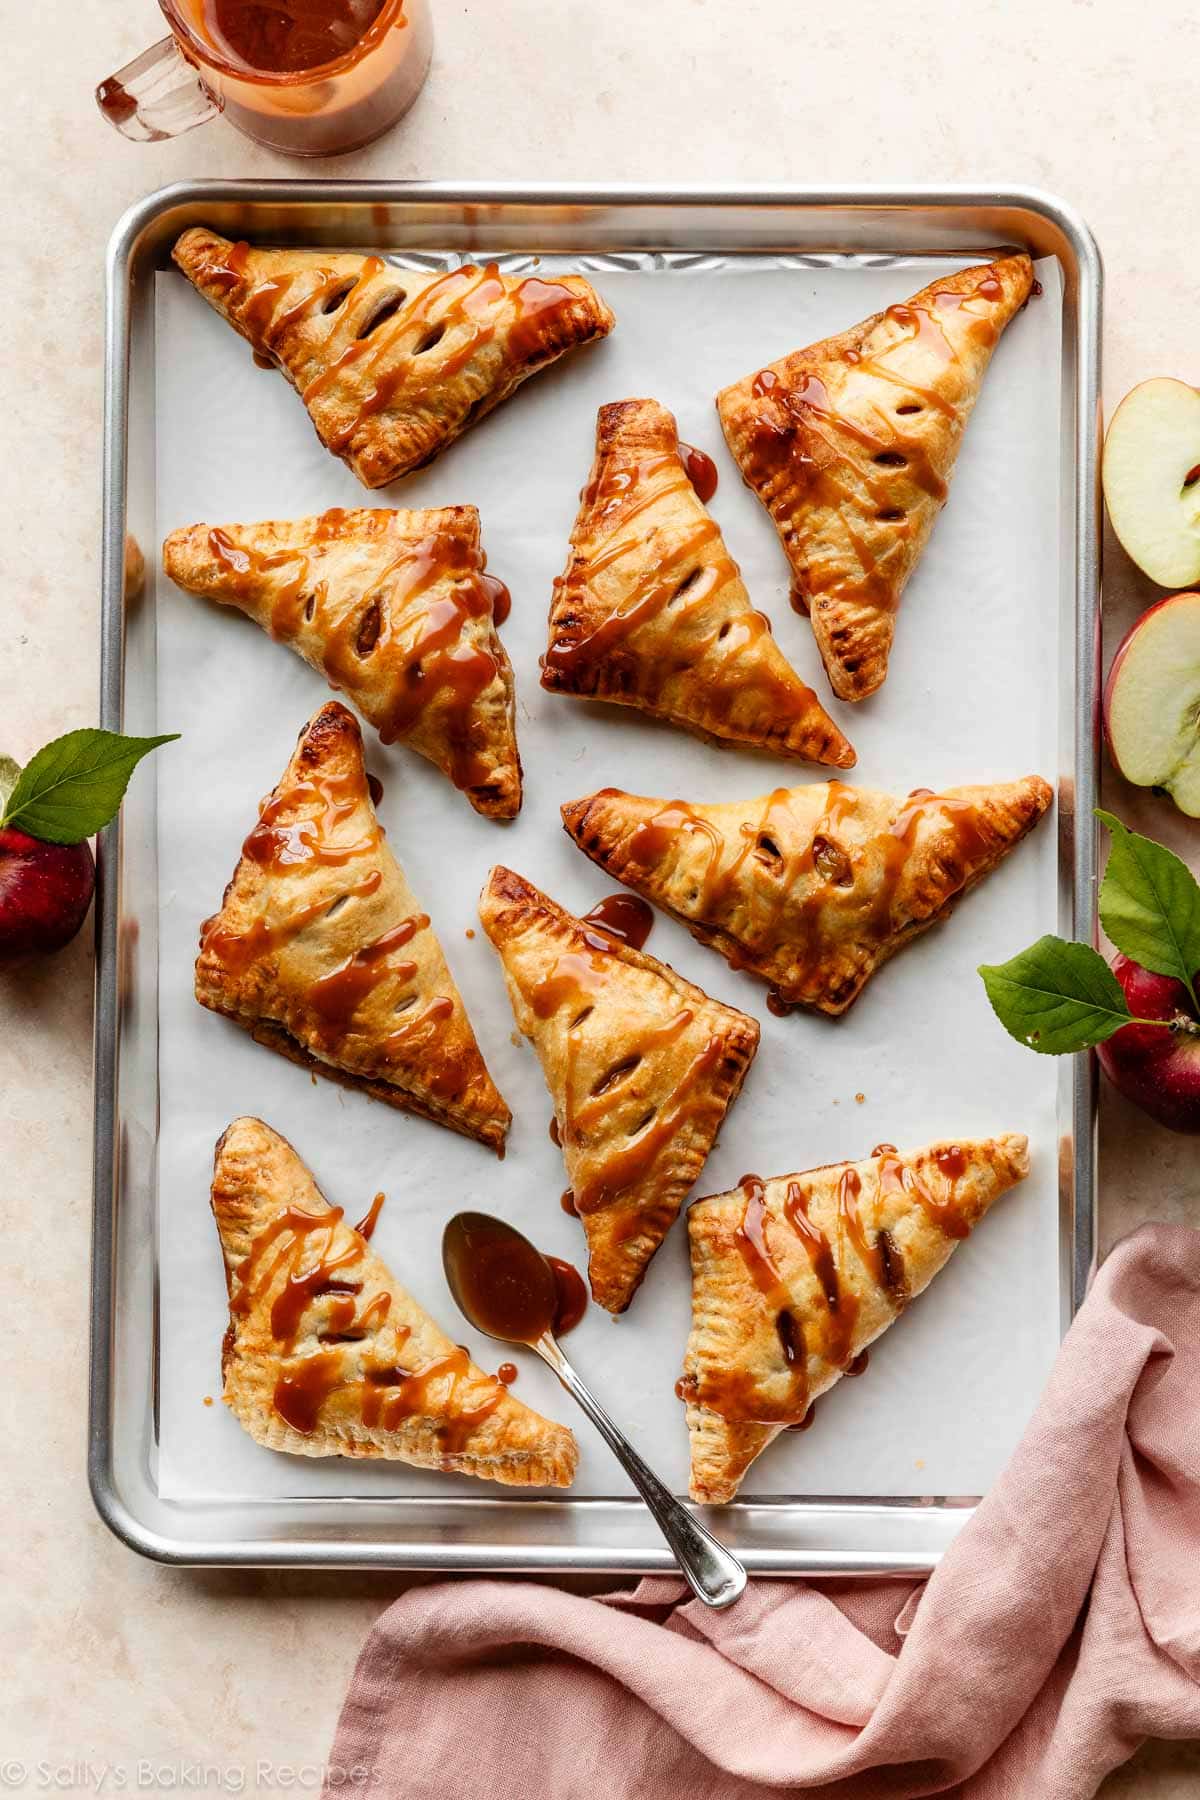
[1103,378,1200,586]
[1104,591,1200,815]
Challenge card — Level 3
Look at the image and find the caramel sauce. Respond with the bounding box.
[678,440,719,503]
[878,1147,971,1240]
[242,763,377,872]
[199,867,382,976]
[549,1117,562,1146]
[622,781,992,1008]
[273,1350,346,1433]
[743,271,1009,620]
[847,1348,869,1377]
[560,1189,577,1215]
[200,0,390,75]
[507,275,583,363]
[787,1402,817,1432]
[837,1167,907,1306]
[573,1033,720,1214]
[497,1362,518,1385]
[548,1256,588,1337]
[308,914,427,1045]
[580,893,654,951]
[543,444,821,736]
[353,1191,386,1240]
[481,572,511,627]
[783,1179,859,1369]
[367,773,384,806]
[298,264,512,457]
[242,1199,507,1450]
[732,1176,808,1423]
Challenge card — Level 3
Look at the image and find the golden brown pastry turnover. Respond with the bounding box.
[542,398,855,769]
[163,505,521,820]
[197,702,510,1152]
[172,228,616,489]
[478,866,759,1315]
[717,255,1034,701]
[213,1116,577,1485]
[683,1134,1030,1503]
[561,776,1052,1016]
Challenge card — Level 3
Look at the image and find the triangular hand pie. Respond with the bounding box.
[163,505,521,819]
[561,776,1052,1015]
[682,1135,1030,1502]
[478,867,759,1314]
[717,255,1034,700]
[197,702,510,1152]
[213,1116,577,1485]
[173,229,615,488]
[542,398,855,769]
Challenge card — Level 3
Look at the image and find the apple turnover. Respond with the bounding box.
[164,505,521,819]
[542,398,855,768]
[173,229,615,488]
[717,255,1034,700]
[213,1116,577,1485]
[478,866,759,1314]
[561,776,1053,1015]
[683,1135,1030,1502]
[197,702,510,1152]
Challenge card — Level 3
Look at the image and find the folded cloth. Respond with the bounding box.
[325,1226,1200,1800]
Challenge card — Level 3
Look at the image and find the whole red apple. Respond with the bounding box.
[0,826,96,962]
[1096,952,1200,1131]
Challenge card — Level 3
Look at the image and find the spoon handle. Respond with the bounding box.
[537,1334,746,1610]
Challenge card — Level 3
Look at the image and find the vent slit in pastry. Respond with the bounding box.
[197,702,510,1152]
[683,1135,1030,1502]
[717,255,1034,700]
[542,398,855,769]
[172,229,615,489]
[561,776,1052,1015]
[478,866,759,1314]
[164,505,521,819]
[213,1117,576,1485]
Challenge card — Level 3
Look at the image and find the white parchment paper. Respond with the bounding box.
[154,251,1064,1503]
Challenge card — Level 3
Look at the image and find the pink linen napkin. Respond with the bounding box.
[326,1225,1200,1800]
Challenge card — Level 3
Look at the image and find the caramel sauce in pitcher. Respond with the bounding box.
[200,0,390,75]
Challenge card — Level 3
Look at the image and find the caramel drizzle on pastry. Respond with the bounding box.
[544,445,826,736]
[711,1148,970,1425]
[524,930,722,1218]
[207,514,501,792]
[200,765,456,1071]
[625,782,992,1005]
[231,1199,505,1447]
[733,1176,808,1421]
[744,270,1006,617]
[208,246,585,460]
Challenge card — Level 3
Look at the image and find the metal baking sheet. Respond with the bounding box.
[93,183,1100,1572]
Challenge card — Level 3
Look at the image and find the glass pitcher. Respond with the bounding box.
[96,0,433,158]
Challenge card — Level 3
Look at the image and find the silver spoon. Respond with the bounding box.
[442,1210,746,1610]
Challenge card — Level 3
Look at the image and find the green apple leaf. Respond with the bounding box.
[1097,809,1200,1007]
[979,935,1134,1054]
[1,729,179,844]
[0,754,21,812]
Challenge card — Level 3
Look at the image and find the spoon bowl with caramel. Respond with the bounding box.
[443,1211,746,1610]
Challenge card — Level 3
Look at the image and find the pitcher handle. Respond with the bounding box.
[96,36,221,142]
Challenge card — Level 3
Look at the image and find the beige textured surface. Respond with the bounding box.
[2,0,1198,1792]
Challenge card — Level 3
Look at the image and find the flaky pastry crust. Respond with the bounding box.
[542,398,854,769]
[717,255,1034,700]
[683,1135,1030,1502]
[561,776,1052,1015]
[196,702,510,1151]
[213,1116,576,1485]
[163,505,521,819]
[478,866,759,1314]
[173,228,615,489]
